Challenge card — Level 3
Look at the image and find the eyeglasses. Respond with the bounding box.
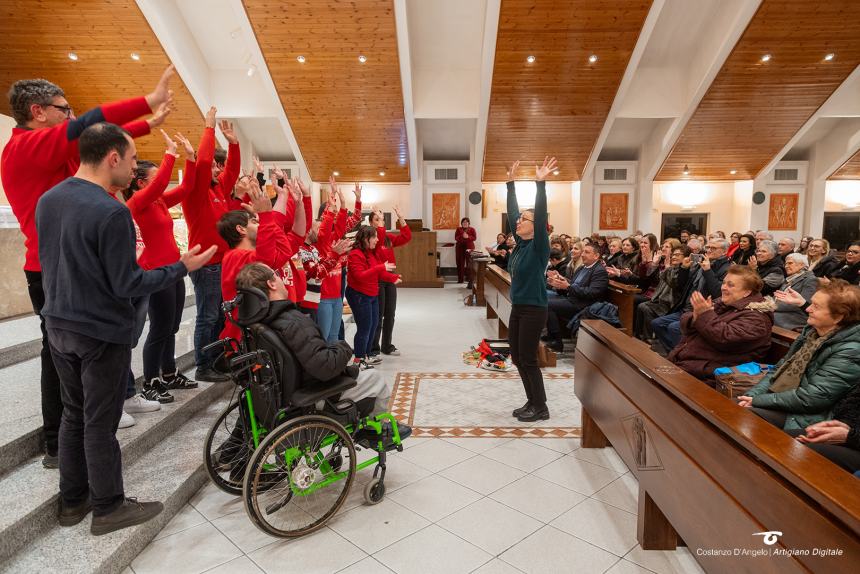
[517,215,533,223]
[46,103,73,118]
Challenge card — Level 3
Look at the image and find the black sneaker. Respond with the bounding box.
[544,340,564,353]
[59,497,92,526]
[195,367,231,383]
[162,371,198,390]
[90,497,163,536]
[358,360,374,371]
[382,346,401,356]
[42,452,59,469]
[142,378,174,404]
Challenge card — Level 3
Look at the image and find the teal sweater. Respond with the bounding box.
[506,180,549,307]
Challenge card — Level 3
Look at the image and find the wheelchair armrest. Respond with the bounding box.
[203,337,235,356]
[291,375,357,408]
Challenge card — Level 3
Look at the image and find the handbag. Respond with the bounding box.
[713,363,773,399]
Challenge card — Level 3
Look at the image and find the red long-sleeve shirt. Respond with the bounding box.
[375,224,412,267]
[126,154,196,269]
[180,127,240,265]
[1,96,152,271]
[318,203,362,300]
[455,226,476,250]
[346,248,400,296]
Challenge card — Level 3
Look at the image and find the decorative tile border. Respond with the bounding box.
[388,372,581,439]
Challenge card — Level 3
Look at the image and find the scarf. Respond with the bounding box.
[768,329,835,393]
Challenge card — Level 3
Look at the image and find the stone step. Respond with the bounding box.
[0,377,233,565]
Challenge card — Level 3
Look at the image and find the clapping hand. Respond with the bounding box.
[146,65,175,111]
[180,244,217,273]
[690,291,713,320]
[796,420,850,445]
[160,129,178,156]
[774,287,806,308]
[384,262,396,272]
[748,255,758,270]
[535,156,558,181]
[737,396,753,408]
[332,238,352,255]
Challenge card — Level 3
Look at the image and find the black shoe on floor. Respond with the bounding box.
[195,367,231,383]
[512,401,531,417]
[142,378,174,404]
[540,334,554,343]
[162,371,199,390]
[517,405,550,422]
[42,452,59,469]
[59,497,92,526]
[545,340,564,353]
[90,498,163,536]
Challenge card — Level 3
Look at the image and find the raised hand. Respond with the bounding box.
[700,255,711,271]
[219,119,238,144]
[393,205,405,224]
[180,244,217,273]
[332,238,352,254]
[285,178,302,202]
[146,65,175,111]
[174,132,195,159]
[535,156,558,181]
[147,101,172,129]
[252,155,264,174]
[160,129,178,156]
[748,255,758,270]
[506,160,520,181]
[204,106,217,129]
[373,207,384,226]
[241,178,272,214]
[296,178,310,197]
[352,181,362,201]
[272,166,285,182]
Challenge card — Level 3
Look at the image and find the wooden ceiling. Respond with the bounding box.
[829,148,860,180]
[0,1,202,180]
[657,0,860,182]
[243,0,409,183]
[482,0,652,182]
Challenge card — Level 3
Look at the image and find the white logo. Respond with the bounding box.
[753,531,783,545]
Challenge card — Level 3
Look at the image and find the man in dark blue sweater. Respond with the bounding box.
[36,122,215,536]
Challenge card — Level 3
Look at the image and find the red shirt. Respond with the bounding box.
[318,203,362,300]
[375,224,412,267]
[181,127,240,265]
[1,97,152,271]
[455,226,476,250]
[346,248,400,296]
[127,154,196,269]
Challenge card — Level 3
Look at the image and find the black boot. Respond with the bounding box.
[512,401,531,417]
[517,404,550,422]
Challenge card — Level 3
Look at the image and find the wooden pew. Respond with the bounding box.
[484,264,556,367]
[575,320,859,574]
[607,280,640,335]
[469,255,491,306]
[768,325,800,363]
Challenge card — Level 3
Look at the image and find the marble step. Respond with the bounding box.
[0,376,233,565]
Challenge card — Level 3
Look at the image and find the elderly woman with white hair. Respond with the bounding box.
[775,253,819,331]
[749,239,785,296]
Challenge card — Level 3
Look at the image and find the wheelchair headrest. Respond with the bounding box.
[236,287,270,326]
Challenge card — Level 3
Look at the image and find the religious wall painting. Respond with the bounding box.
[599,193,628,230]
[432,193,460,230]
[768,193,799,230]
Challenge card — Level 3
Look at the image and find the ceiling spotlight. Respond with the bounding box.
[730,169,737,175]
[296,55,306,63]
[67,52,78,61]
[247,65,257,77]
[760,54,771,62]
[333,171,340,176]
[130,52,140,61]
[358,55,367,63]
[824,53,835,61]
[526,55,536,63]
[379,171,386,177]
[588,54,598,63]
[683,164,690,176]
[553,170,560,176]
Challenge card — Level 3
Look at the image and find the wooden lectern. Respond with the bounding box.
[393,231,444,288]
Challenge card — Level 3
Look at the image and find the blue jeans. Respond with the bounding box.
[190,264,223,368]
[317,298,343,343]
[651,311,683,352]
[345,287,378,359]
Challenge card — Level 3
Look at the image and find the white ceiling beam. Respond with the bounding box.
[472,0,501,184]
[581,0,666,181]
[810,118,860,181]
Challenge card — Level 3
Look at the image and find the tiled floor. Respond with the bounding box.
[130,284,706,574]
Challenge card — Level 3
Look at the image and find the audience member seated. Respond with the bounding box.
[808,238,840,278]
[826,240,860,285]
[731,233,756,265]
[777,237,795,261]
[792,383,860,474]
[634,244,689,341]
[236,262,390,416]
[543,244,608,352]
[749,239,785,296]
[567,241,583,276]
[797,236,814,255]
[668,266,774,380]
[739,280,860,433]
[605,236,640,282]
[774,253,819,331]
[548,249,568,276]
[604,237,623,267]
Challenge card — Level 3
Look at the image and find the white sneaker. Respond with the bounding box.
[365,355,383,365]
[119,411,136,429]
[124,393,162,414]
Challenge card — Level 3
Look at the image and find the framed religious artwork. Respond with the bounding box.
[599,193,628,230]
[432,193,460,230]
[768,193,799,230]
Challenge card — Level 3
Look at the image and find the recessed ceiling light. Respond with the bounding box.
[824,53,835,61]
[379,171,386,177]
[553,170,560,176]
[760,54,772,62]
[730,169,737,175]
[358,55,367,63]
[683,164,690,175]
[333,171,340,176]
[588,54,598,63]
[67,52,78,61]
[526,55,536,63]
[296,55,306,63]
[130,52,140,61]
[247,65,256,77]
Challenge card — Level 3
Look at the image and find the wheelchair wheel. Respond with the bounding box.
[204,399,253,495]
[363,478,385,505]
[243,415,357,537]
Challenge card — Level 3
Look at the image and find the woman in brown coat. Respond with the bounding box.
[668,266,775,379]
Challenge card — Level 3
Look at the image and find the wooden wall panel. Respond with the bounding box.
[829,148,860,180]
[483,0,652,182]
[243,0,408,183]
[657,1,860,182]
[0,1,203,180]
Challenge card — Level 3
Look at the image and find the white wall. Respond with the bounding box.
[480,181,576,244]
[0,114,17,206]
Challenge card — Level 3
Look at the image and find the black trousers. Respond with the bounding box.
[784,429,860,474]
[545,297,584,340]
[372,281,397,354]
[509,304,548,408]
[634,299,670,341]
[48,328,130,516]
[142,279,185,382]
[25,270,63,454]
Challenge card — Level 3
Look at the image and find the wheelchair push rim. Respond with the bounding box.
[243,415,357,538]
[204,399,253,495]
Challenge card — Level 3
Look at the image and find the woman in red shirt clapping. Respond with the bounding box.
[455,217,476,285]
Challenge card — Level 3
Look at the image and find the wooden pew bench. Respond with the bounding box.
[575,319,859,574]
[607,280,641,335]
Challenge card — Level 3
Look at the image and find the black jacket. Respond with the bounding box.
[812,255,841,278]
[831,261,860,285]
[832,383,860,451]
[262,299,353,385]
[756,257,785,296]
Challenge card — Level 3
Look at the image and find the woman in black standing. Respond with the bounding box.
[506,156,557,422]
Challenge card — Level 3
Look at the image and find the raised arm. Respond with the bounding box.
[163,132,197,207]
[126,131,177,215]
[217,119,241,200]
[506,160,521,237]
[533,156,555,257]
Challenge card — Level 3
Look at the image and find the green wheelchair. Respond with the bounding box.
[201,287,410,538]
